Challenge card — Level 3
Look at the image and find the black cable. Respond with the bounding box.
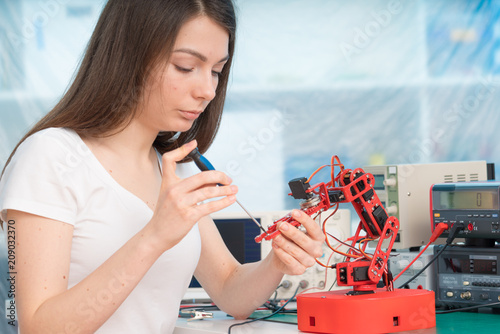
[263,300,280,312]
[272,286,281,301]
[397,243,449,289]
[179,304,220,311]
[436,301,500,314]
[327,251,347,292]
[267,284,282,309]
[227,285,301,334]
[397,222,464,289]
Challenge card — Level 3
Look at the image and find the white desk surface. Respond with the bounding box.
[174,310,439,334]
[174,311,299,334]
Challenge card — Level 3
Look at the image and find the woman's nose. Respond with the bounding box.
[194,71,217,101]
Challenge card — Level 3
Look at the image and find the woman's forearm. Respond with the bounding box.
[20,224,164,334]
[214,251,284,320]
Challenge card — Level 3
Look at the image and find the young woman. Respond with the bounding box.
[0,0,325,333]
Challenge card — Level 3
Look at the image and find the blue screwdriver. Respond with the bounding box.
[187,147,267,234]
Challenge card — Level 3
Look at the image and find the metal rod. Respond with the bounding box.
[235,199,267,233]
[186,148,267,234]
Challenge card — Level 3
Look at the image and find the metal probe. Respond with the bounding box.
[187,147,267,234]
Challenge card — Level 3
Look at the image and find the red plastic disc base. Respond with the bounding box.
[297,288,435,334]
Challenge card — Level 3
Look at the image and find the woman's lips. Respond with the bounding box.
[180,110,202,120]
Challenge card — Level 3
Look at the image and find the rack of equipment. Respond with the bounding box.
[363,161,492,250]
[431,181,500,310]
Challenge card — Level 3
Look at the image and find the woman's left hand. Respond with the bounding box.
[271,209,326,275]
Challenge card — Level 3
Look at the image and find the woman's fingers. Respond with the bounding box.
[271,210,326,274]
[279,210,325,256]
[291,210,326,245]
[175,180,238,209]
[271,239,308,275]
[161,140,198,183]
[272,233,314,274]
[195,193,238,217]
[158,140,238,213]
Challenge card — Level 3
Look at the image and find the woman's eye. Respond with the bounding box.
[212,70,222,78]
[175,65,192,73]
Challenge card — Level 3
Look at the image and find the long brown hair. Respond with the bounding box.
[2,0,236,177]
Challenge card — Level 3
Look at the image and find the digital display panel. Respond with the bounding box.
[472,259,497,274]
[443,257,469,273]
[433,189,499,210]
[442,257,497,275]
[372,174,385,190]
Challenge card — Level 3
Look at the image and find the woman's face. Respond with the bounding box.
[138,15,229,133]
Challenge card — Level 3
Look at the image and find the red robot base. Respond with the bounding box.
[297,288,435,334]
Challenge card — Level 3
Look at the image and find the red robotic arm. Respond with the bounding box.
[255,157,399,293]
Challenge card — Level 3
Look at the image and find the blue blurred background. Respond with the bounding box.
[1,0,500,331]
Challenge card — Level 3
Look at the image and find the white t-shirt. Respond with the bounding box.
[0,127,201,333]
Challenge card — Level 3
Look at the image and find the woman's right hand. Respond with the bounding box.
[149,140,238,250]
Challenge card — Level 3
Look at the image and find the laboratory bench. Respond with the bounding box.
[174,309,500,334]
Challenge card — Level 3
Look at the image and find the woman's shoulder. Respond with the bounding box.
[18,127,80,155]
[0,128,86,224]
[11,127,88,173]
[24,127,78,145]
